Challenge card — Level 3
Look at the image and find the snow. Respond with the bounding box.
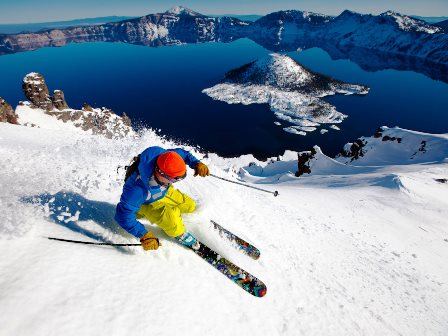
[1,114,448,335]
[336,126,448,166]
[384,11,442,34]
[165,6,203,17]
[16,103,134,139]
[16,104,84,132]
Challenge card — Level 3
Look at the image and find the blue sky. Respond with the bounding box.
[1,0,447,24]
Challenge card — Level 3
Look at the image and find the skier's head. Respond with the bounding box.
[155,151,187,186]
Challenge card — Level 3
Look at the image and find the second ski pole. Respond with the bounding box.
[210,174,279,197]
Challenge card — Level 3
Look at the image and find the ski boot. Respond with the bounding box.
[176,231,200,250]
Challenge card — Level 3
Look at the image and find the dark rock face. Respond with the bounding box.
[82,103,94,112]
[0,97,19,124]
[340,126,405,162]
[52,90,69,110]
[373,127,402,143]
[22,73,54,110]
[295,147,317,177]
[339,139,367,161]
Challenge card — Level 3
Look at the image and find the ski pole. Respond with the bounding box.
[46,236,159,246]
[210,174,279,197]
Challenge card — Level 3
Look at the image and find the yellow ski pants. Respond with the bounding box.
[136,186,196,238]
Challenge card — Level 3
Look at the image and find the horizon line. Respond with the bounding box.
[0,7,446,25]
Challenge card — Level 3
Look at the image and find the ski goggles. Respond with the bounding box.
[155,165,187,184]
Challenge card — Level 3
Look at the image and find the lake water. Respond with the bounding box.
[1,39,447,159]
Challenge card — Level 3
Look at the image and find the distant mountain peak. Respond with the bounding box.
[224,53,313,89]
[381,10,442,34]
[165,6,204,17]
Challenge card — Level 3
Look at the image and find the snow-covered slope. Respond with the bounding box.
[1,116,447,335]
[336,126,448,165]
[165,6,205,17]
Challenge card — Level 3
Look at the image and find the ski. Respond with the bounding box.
[189,240,267,297]
[211,220,261,260]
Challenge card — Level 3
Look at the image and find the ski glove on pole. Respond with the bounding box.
[140,232,160,250]
[194,162,210,177]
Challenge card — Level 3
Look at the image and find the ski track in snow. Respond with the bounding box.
[0,122,447,335]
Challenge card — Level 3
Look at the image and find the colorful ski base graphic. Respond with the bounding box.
[189,240,267,297]
[211,220,261,260]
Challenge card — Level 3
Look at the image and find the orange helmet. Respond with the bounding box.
[156,151,187,179]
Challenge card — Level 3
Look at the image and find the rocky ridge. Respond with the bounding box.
[2,72,133,139]
[0,97,19,124]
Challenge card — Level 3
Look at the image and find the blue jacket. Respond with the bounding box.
[115,146,200,238]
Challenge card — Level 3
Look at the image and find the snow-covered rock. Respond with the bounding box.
[203,53,368,134]
[0,97,19,124]
[22,72,54,110]
[16,72,134,139]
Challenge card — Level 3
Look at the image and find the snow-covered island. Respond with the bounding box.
[203,53,368,135]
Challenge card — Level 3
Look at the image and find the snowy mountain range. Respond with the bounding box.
[203,53,368,135]
[1,82,447,334]
[0,6,447,71]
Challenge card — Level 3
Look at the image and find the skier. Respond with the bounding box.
[115,146,209,251]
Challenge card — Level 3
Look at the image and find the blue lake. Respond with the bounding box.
[0,39,447,159]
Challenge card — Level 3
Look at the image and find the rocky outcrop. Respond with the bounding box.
[295,147,317,177]
[0,97,19,124]
[338,127,406,162]
[22,73,54,110]
[52,90,69,110]
[46,107,133,138]
[19,72,134,138]
[82,103,94,112]
[22,73,69,111]
[339,139,367,161]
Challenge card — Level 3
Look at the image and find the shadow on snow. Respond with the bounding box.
[21,191,136,253]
